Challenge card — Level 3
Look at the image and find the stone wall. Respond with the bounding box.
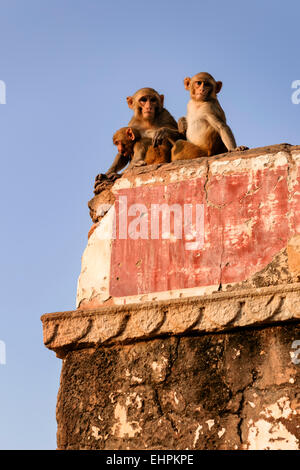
[55,323,300,450]
[41,144,300,450]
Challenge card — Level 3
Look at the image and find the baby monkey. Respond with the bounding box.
[110,126,171,174]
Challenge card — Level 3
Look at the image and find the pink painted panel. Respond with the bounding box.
[110,165,291,297]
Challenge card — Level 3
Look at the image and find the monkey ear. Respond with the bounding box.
[126,127,136,141]
[215,81,223,94]
[160,94,164,107]
[184,77,191,90]
[126,96,134,109]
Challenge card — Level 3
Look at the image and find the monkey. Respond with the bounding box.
[171,72,248,162]
[144,142,172,165]
[100,87,182,178]
[111,126,171,169]
[111,126,144,172]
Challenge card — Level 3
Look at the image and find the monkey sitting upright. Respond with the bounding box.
[171,72,248,162]
[101,87,182,177]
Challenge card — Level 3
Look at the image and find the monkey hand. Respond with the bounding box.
[94,172,120,194]
[227,145,249,153]
[95,173,108,183]
[124,160,146,173]
[178,117,187,134]
[106,171,120,180]
[152,128,172,147]
[131,160,147,168]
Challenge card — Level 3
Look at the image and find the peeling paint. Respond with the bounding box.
[111,402,142,439]
[248,419,299,450]
[247,397,300,450]
[91,426,102,440]
[206,419,215,430]
[262,396,295,420]
[193,424,203,448]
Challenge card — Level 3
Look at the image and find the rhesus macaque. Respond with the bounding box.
[171,72,248,162]
[111,126,143,172]
[103,87,182,176]
[144,143,172,165]
[110,126,171,170]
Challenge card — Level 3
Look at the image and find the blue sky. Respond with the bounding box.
[0,0,299,449]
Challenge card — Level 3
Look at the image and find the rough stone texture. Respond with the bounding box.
[42,283,300,358]
[88,189,115,224]
[56,323,300,450]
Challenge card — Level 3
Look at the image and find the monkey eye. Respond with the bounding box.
[150,97,157,103]
[139,97,147,103]
[196,81,210,87]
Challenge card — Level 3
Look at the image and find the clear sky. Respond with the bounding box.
[0,0,299,449]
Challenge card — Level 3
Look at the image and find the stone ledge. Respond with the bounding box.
[113,143,299,183]
[41,283,300,358]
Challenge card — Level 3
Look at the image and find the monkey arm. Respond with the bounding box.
[126,139,149,170]
[177,117,187,136]
[206,112,237,151]
[218,124,237,151]
[106,153,130,175]
[152,127,185,147]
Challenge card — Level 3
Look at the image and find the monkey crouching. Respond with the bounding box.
[110,126,171,173]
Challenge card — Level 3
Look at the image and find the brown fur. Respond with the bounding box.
[105,88,182,175]
[111,126,171,169]
[171,72,245,162]
[145,143,171,165]
[171,140,206,161]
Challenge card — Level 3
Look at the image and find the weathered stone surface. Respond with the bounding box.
[55,323,300,450]
[288,235,300,277]
[42,283,300,357]
[88,189,115,223]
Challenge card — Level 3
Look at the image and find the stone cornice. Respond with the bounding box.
[41,283,300,358]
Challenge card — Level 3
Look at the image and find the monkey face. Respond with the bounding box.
[114,139,132,157]
[127,88,164,122]
[185,73,222,102]
[193,78,214,101]
[138,95,158,120]
[113,128,135,158]
[114,138,134,157]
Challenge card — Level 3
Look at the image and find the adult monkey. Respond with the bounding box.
[96,87,182,182]
[171,72,248,161]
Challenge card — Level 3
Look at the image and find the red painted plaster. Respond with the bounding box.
[110,164,292,297]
